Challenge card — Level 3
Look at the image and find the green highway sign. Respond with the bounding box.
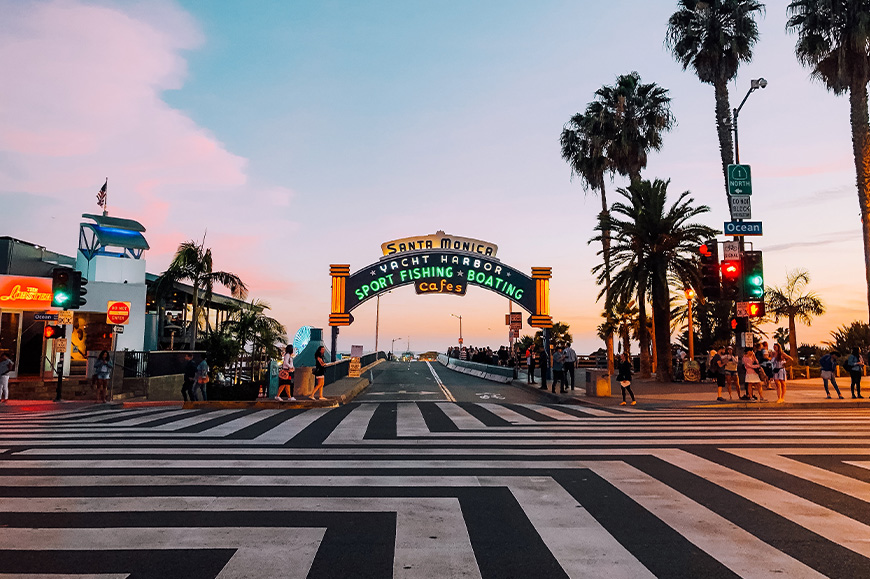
[728,164,752,196]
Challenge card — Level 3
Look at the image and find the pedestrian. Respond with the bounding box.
[193,356,209,401]
[312,345,327,400]
[552,345,565,393]
[537,345,549,391]
[709,348,730,401]
[845,347,865,399]
[771,343,793,403]
[819,351,844,399]
[0,352,13,403]
[721,346,742,399]
[275,344,296,401]
[527,346,536,384]
[756,341,772,390]
[742,350,766,402]
[93,350,112,403]
[616,353,636,405]
[181,353,196,402]
[563,342,577,390]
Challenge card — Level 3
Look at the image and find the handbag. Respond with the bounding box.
[724,360,738,372]
[196,375,210,384]
[278,369,291,380]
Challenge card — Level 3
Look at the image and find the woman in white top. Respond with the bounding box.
[276,345,296,401]
[742,351,766,402]
[771,343,793,403]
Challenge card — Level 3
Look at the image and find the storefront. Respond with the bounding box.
[0,274,54,378]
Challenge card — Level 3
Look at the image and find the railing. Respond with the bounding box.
[123,351,147,378]
[116,350,207,378]
[322,351,386,385]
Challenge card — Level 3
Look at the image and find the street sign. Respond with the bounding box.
[34,313,58,321]
[509,312,522,330]
[729,195,752,219]
[114,325,125,334]
[724,221,763,236]
[351,345,364,357]
[106,301,131,325]
[722,241,740,261]
[53,338,67,353]
[57,310,73,325]
[728,164,752,196]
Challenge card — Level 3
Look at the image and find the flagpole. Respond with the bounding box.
[103,177,108,217]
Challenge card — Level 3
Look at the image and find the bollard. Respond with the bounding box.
[294,367,314,397]
[585,369,611,397]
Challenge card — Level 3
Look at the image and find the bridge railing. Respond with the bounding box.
[437,354,514,383]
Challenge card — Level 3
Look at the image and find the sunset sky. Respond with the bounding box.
[1,0,865,354]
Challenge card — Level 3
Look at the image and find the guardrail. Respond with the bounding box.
[437,354,514,383]
[322,351,387,385]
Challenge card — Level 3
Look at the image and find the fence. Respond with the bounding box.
[322,351,386,385]
[118,350,206,379]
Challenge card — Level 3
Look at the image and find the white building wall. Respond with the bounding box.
[76,252,146,285]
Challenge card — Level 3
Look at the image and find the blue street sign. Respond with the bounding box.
[34,313,59,321]
[724,221,763,236]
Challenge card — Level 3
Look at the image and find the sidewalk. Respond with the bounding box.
[182,375,371,409]
[514,370,870,410]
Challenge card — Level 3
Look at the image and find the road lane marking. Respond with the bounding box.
[426,361,456,402]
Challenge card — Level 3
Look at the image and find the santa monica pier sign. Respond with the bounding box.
[329,231,552,329]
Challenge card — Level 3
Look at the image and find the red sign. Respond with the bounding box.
[106,301,131,325]
[0,275,52,310]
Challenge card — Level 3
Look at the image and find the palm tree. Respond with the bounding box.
[787,2,870,323]
[156,238,248,349]
[221,300,286,381]
[601,179,717,381]
[592,72,676,183]
[766,269,825,357]
[666,0,765,188]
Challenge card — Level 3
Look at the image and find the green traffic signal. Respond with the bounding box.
[742,251,764,302]
[53,291,71,305]
[51,268,73,308]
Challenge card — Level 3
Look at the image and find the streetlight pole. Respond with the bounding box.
[451,313,462,345]
[685,288,696,361]
[730,77,767,356]
[390,337,402,359]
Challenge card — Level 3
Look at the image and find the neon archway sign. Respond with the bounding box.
[329,231,552,329]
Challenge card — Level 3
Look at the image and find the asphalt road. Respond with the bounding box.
[355,360,551,403]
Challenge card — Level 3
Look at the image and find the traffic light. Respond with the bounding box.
[746,301,765,317]
[743,250,764,301]
[51,268,74,308]
[699,241,720,299]
[720,259,741,300]
[71,270,88,309]
[43,324,66,339]
[730,318,748,333]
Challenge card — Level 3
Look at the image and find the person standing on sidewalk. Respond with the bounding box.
[616,353,636,405]
[93,350,113,403]
[537,345,549,391]
[563,342,577,391]
[771,343,793,403]
[193,356,209,401]
[275,344,296,401]
[0,352,13,403]
[312,345,327,401]
[846,347,865,399]
[709,348,730,401]
[721,346,742,399]
[742,350,766,402]
[181,353,196,402]
[526,346,536,384]
[819,351,844,399]
[552,345,565,394]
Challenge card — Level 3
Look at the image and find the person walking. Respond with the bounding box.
[93,350,112,403]
[0,352,13,403]
[312,345,327,400]
[819,351,844,399]
[771,343,793,403]
[552,345,565,394]
[538,345,549,391]
[846,347,865,399]
[721,346,742,399]
[276,344,296,401]
[563,342,577,390]
[616,353,636,406]
[742,350,766,402]
[193,356,209,401]
[526,346,536,384]
[181,353,197,402]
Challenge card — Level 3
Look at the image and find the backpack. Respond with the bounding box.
[844,357,854,372]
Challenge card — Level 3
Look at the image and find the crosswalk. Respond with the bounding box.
[1,402,870,578]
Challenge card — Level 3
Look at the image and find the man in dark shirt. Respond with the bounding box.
[182,353,197,402]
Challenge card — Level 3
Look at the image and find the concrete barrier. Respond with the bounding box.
[437,355,513,383]
[585,369,611,397]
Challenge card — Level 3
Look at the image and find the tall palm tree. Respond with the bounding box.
[592,72,677,183]
[602,179,718,381]
[222,300,286,381]
[766,269,825,357]
[787,1,870,323]
[666,0,766,188]
[157,239,248,349]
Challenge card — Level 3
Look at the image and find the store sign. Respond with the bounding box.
[0,275,52,310]
[346,251,536,314]
[381,231,498,258]
[106,301,131,325]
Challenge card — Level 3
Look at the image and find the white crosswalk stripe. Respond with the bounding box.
[1,403,870,577]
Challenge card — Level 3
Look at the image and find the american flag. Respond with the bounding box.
[96,179,107,208]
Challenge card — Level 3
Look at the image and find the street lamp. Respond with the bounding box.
[684,288,696,361]
[390,337,402,358]
[451,313,462,345]
[732,77,767,164]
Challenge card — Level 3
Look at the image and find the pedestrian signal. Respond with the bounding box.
[699,241,720,300]
[43,325,65,339]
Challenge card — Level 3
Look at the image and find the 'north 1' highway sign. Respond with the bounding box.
[728,164,752,196]
[724,221,763,236]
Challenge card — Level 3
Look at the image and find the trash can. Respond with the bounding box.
[294,367,314,397]
[585,369,611,397]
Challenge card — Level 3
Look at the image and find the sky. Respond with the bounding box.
[0,0,866,354]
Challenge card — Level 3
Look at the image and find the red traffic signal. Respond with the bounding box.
[699,244,711,257]
[721,260,741,279]
[43,325,65,339]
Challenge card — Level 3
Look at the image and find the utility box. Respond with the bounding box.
[585,369,611,397]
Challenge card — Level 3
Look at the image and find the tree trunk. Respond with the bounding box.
[637,281,651,378]
[190,285,199,350]
[650,308,657,374]
[599,185,615,374]
[622,328,631,357]
[788,314,798,359]
[848,79,870,325]
[605,334,615,375]
[714,79,734,193]
[651,266,672,382]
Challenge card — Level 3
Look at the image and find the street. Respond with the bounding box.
[1,362,869,578]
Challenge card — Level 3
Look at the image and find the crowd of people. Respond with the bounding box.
[446,342,580,394]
